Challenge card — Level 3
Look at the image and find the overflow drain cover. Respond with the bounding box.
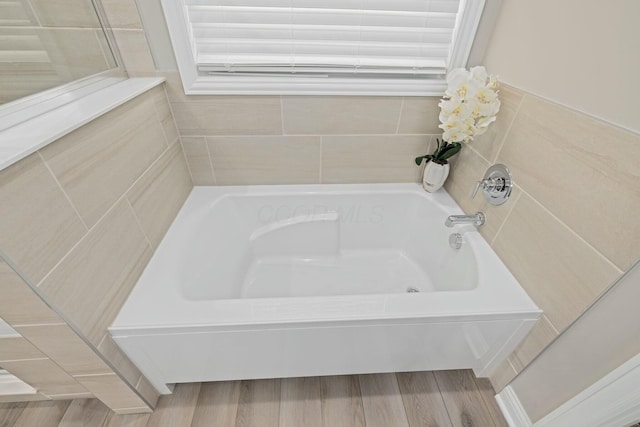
[406,287,420,293]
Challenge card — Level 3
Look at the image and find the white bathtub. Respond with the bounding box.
[110,183,540,394]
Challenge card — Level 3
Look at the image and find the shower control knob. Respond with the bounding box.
[471,164,514,206]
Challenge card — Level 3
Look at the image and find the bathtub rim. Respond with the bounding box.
[111,182,541,335]
[110,291,542,335]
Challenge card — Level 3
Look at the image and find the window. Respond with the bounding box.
[162,0,487,95]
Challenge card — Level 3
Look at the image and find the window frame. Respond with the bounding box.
[161,0,488,96]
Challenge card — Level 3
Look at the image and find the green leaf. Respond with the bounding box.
[437,143,462,161]
[435,140,452,158]
[414,155,434,165]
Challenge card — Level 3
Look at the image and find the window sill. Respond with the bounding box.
[0,77,165,172]
[185,75,448,96]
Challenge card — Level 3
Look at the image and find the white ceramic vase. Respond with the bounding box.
[422,161,450,193]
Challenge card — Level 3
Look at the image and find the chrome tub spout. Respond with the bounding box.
[445,212,485,227]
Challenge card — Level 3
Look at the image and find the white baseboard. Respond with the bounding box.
[536,351,640,427]
[496,386,533,427]
[495,352,640,427]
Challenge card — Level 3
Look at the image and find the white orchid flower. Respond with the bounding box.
[487,74,499,90]
[442,128,465,143]
[474,86,499,104]
[475,115,497,130]
[469,66,488,83]
[429,64,500,167]
[440,117,475,143]
[417,67,499,168]
[476,99,501,118]
[439,98,473,123]
[445,68,473,98]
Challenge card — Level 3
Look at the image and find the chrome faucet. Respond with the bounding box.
[445,212,485,227]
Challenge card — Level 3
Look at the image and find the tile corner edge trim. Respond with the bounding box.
[0,77,166,172]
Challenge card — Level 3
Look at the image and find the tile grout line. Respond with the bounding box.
[177,139,197,186]
[100,411,112,427]
[394,98,405,134]
[18,25,103,31]
[25,0,42,26]
[279,95,286,135]
[506,357,520,378]
[542,313,561,335]
[0,357,50,363]
[514,186,624,274]
[318,136,323,184]
[73,372,117,379]
[31,195,112,287]
[150,92,172,148]
[124,197,155,252]
[468,144,493,167]
[34,195,132,288]
[47,392,94,399]
[491,88,526,164]
[12,322,67,328]
[105,141,172,211]
[37,151,90,233]
[204,137,217,185]
[489,187,522,246]
[508,320,558,373]
[51,135,173,249]
[174,132,435,138]
[502,83,640,136]
[161,84,182,147]
[10,352,91,396]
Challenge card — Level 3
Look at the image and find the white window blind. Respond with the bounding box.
[162,0,486,94]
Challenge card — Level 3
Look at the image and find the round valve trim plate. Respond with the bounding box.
[482,164,513,206]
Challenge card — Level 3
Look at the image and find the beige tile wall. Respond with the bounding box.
[0,261,90,401]
[0,84,191,412]
[443,84,637,391]
[161,73,439,186]
[0,332,92,402]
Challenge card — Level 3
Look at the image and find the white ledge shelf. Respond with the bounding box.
[0,318,19,338]
[0,370,37,397]
[0,77,165,171]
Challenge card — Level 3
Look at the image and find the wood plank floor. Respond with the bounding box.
[0,370,507,427]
